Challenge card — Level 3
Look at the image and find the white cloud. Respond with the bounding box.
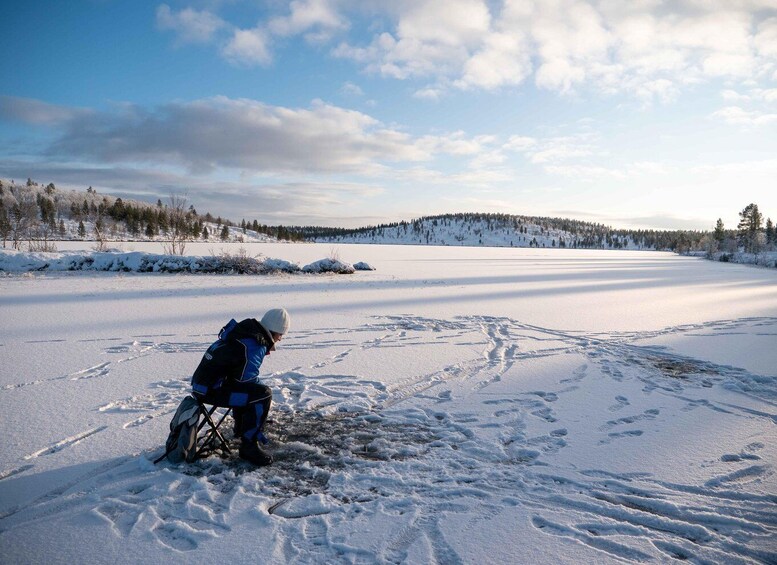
[416,130,487,156]
[504,132,603,173]
[396,0,490,46]
[702,52,755,77]
[340,82,364,96]
[332,1,777,99]
[7,96,497,176]
[456,31,532,90]
[746,88,777,103]
[158,1,348,67]
[267,0,347,42]
[412,87,444,100]
[0,96,89,125]
[156,4,226,44]
[394,165,514,186]
[222,28,272,66]
[711,105,777,126]
[509,133,601,164]
[503,136,537,151]
[754,17,777,57]
[333,0,491,80]
[716,88,777,109]
[467,149,507,169]
[501,130,675,181]
[760,88,777,103]
[156,2,777,97]
[722,89,751,102]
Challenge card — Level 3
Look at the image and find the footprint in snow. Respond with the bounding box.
[94,500,142,538]
[607,395,630,412]
[704,465,771,488]
[598,430,644,445]
[531,406,557,423]
[530,391,558,402]
[560,364,588,384]
[153,522,198,551]
[599,409,659,431]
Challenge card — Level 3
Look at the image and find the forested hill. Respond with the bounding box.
[293,213,706,251]
[0,179,301,248]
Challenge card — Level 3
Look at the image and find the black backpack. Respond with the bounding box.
[164,395,200,464]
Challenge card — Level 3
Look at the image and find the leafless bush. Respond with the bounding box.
[93,219,109,251]
[28,223,58,252]
[208,247,265,273]
[9,193,37,250]
[163,193,189,256]
[28,239,58,252]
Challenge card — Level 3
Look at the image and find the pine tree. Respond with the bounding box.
[766,218,775,246]
[202,226,209,240]
[220,225,230,241]
[78,220,86,238]
[713,218,725,244]
[737,203,763,253]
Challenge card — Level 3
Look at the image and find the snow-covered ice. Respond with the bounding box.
[1,244,775,564]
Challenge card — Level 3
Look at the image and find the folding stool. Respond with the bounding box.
[154,398,233,463]
[194,400,233,459]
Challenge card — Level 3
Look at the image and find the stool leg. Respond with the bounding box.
[196,406,233,459]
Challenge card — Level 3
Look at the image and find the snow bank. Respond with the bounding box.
[301,258,356,274]
[0,250,359,275]
[713,251,777,269]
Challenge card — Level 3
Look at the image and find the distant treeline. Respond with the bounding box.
[1,179,773,256]
[291,212,709,251]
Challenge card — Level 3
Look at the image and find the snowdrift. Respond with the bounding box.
[301,258,356,274]
[0,250,369,275]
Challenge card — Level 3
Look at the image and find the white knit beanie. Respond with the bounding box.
[261,308,290,335]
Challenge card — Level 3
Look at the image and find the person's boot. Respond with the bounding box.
[239,440,273,466]
[232,412,243,438]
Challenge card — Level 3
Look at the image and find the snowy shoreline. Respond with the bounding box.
[0,249,372,275]
[694,250,777,269]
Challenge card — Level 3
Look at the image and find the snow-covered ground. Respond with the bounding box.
[1,244,775,564]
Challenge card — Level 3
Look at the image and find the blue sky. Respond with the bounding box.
[1,1,776,229]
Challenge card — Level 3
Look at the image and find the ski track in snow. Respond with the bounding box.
[1,315,775,562]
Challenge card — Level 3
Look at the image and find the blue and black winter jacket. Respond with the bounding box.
[191,318,275,393]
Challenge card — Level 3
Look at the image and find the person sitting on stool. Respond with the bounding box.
[190,308,290,466]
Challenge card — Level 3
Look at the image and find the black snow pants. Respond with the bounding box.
[193,380,272,443]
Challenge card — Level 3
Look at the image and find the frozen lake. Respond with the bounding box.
[1,244,776,563]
